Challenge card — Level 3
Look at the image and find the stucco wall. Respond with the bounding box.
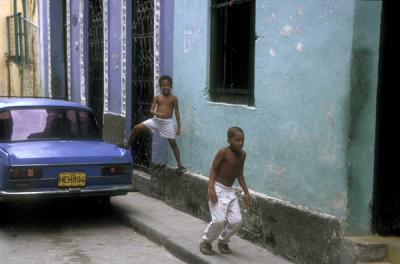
[0,1,12,95]
[0,0,40,97]
[171,0,379,223]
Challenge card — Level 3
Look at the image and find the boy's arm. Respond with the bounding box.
[208,149,224,203]
[174,97,181,135]
[149,96,158,116]
[238,152,251,208]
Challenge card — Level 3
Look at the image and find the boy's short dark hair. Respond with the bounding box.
[159,75,173,87]
[227,126,244,139]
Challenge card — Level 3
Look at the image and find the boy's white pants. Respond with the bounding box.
[202,182,243,244]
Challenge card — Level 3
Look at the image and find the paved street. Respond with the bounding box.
[113,193,293,264]
[0,193,294,264]
[0,199,184,264]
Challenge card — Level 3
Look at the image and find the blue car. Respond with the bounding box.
[0,98,133,202]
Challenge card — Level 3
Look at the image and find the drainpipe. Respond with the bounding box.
[18,13,24,96]
[13,0,19,64]
[6,59,11,97]
[6,17,11,96]
[22,0,28,65]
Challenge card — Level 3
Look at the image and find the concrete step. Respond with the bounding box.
[346,235,400,264]
[357,262,392,264]
[344,236,388,262]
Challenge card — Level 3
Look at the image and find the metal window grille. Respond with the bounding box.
[88,0,104,128]
[210,0,255,105]
[131,0,155,169]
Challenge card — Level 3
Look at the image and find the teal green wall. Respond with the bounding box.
[171,0,381,229]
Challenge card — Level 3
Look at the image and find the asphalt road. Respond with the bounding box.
[0,198,185,264]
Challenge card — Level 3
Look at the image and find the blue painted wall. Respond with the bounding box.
[171,0,381,233]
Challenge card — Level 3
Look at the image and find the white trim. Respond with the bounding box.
[47,0,52,97]
[66,0,71,100]
[120,0,127,117]
[79,0,86,105]
[103,0,109,112]
[153,0,161,96]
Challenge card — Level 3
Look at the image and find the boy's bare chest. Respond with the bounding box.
[158,96,175,106]
[221,154,242,171]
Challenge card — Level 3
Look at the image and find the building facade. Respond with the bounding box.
[39,0,397,263]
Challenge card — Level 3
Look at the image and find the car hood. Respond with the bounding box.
[0,141,132,165]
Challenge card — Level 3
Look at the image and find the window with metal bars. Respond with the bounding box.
[6,0,38,65]
[88,0,104,129]
[210,0,255,106]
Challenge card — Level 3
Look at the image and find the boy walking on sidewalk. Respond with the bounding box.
[200,127,251,255]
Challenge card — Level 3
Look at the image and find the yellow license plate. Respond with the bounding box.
[58,172,86,187]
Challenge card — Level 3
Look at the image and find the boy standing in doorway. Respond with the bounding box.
[127,75,185,172]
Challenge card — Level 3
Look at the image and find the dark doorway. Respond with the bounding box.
[50,0,68,99]
[373,0,400,235]
[88,0,104,129]
[131,0,154,170]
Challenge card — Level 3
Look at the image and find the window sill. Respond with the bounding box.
[205,101,256,110]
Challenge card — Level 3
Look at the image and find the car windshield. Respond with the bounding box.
[0,107,101,142]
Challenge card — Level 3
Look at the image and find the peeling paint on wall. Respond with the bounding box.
[268,13,276,23]
[269,47,276,57]
[267,164,287,177]
[296,42,304,52]
[298,6,304,16]
[183,28,201,55]
[280,24,294,37]
[183,30,193,54]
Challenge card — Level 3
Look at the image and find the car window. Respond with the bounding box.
[0,111,13,140]
[0,108,101,142]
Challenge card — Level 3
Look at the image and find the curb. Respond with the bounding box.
[112,201,210,264]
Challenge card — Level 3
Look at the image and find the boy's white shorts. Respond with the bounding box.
[143,117,176,139]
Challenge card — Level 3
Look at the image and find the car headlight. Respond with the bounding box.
[9,167,42,179]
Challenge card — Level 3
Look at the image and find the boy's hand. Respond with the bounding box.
[208,189,218,204]
[176,127,181,136]
[119,143,129,149]
[244,193,251,209]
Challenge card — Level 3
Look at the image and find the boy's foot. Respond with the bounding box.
[177,165,186,173]
[199,241,214,255]
[218,241,232,254]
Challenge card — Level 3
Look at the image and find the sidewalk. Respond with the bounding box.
[112,193,293,264]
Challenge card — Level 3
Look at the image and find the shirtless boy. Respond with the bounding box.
[127,75,185,171]
[200,126,251,255]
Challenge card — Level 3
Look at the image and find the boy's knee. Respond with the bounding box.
[168,139,178,148]
[212,218,226,228]
[228,215,242,228]
[232,218,242,227]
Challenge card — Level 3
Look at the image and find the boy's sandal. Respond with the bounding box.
[218,242,232,254]
[199,241,214,255]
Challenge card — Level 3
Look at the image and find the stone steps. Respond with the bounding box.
[345,235,400,264]
[357,262,392,264]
